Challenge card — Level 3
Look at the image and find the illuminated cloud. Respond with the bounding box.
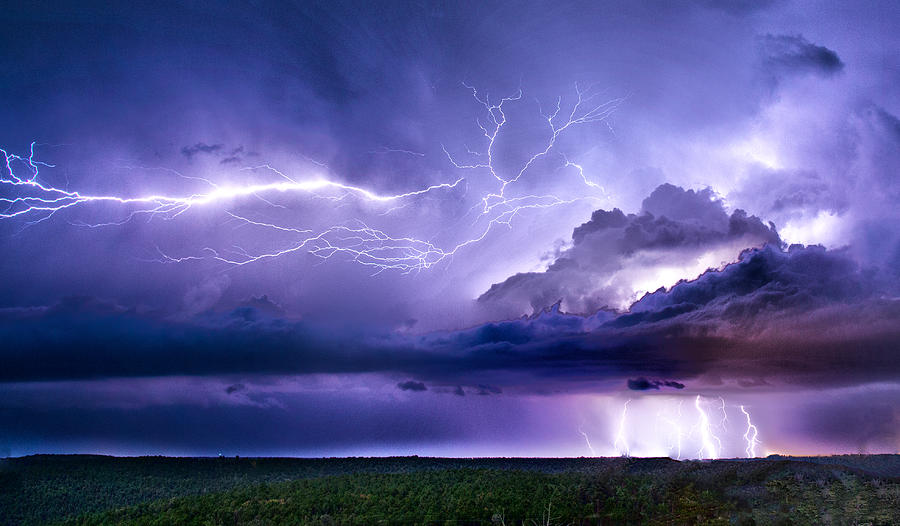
[2,242,896,394]
[479,184,781,314]
[0,1,897,457]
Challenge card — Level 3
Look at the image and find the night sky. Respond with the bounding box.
[1,0,898,458]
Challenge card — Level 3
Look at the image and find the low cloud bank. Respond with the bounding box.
[2,243,897,392]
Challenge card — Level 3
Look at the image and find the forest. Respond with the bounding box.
[1,455,899,525]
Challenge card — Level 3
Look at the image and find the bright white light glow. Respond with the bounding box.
[579,395,764,459]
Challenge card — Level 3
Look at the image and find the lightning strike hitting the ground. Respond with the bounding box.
[740,405,761,458]
[613,399,631,457]
[694,395,720,460]
[657,400,685,460]
[577,423,596,456]
[1,84,621,273]
[600,396,762,459]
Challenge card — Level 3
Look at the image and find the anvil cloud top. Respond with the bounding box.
[1,0,898,458]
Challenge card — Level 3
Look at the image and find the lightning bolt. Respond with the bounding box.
[718,396,729,432]
[1,144,462,223]
[657,399,685,460]
[594,395,762,460]
[444,83,619,220]
[1,84,621,273]
[613,399,631,457]
[740,405,761,458]
[694,395,719,460]
[577,423,596,456]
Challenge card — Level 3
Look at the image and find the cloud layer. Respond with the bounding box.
[2,242,897,393]
[479,184,782,315]
[0,1,897,456]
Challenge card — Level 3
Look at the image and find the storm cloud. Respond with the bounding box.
[479,184,782,315]
[627,378,685,391]
[0,1,897,456]
[397,381,427,392]
[758,34,844,78]
[1,243,897,393]
[181,142,224,159]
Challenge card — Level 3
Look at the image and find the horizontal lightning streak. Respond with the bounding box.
[2,84,620,272]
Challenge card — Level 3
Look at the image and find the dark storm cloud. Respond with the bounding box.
[694,0,785,15]
[0,0,895,458]
[476,385,503,396]
[0,0,885,330]
[626,378,685,391]
[1,244,897,391]
[180,143,224,159]
[397,380,427,392]
[759,34,844,77]
[225,383,246,395]
[0,397,468,455]
[219,146,255,165]
[479,184,782,314]
[626,377,657,391]
[874,106,900,140]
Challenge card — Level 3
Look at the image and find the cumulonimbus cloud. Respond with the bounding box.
[479,184,782,315]
[1,243,897,393]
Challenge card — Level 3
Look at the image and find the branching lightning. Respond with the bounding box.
[740,405,761,458]
[598,395,763,460]
[694,395,720,460]
[657,400,685,460]
[442,82,620,218]
[1,144,462,221]
[1,84,621,273]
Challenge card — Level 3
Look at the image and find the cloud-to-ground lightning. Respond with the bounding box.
[613,399,631,457]
[694,395,720,460]
[740,405,761,458]
[1,84,620,273]
[577,423,596,456]
[657,399,685,460]
[600,396,764,460]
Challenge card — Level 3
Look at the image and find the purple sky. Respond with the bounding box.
[0,0,898,458]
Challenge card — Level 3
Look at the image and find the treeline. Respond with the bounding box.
[2,455,899,525]
[0,455,681,525]
[63,467,899,526]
